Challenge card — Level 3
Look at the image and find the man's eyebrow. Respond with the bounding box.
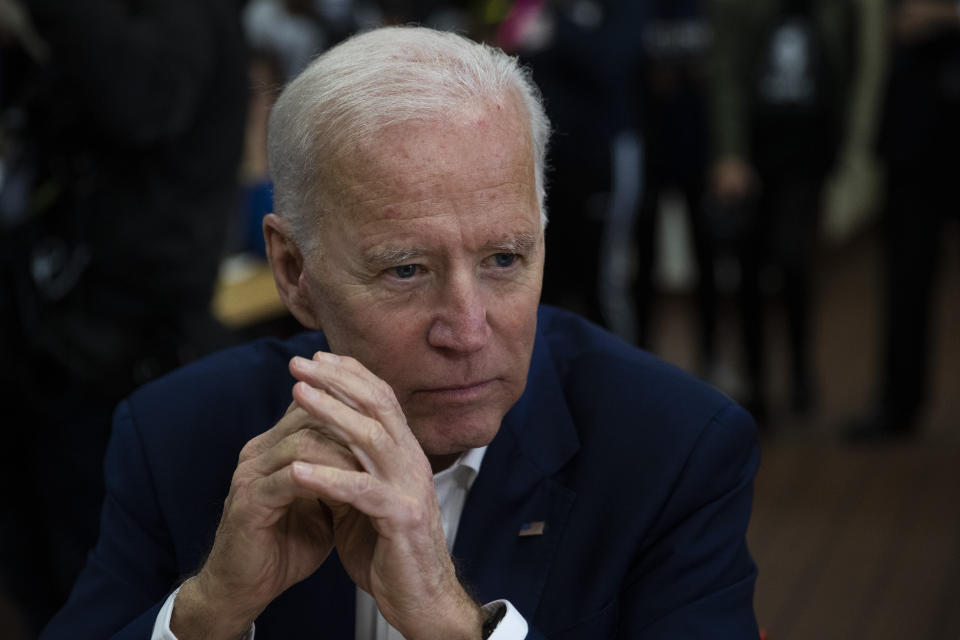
[363,246,427,268]
[489,231,539,254]
[362,232,538,268]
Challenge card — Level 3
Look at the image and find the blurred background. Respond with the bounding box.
[0,0,957,638]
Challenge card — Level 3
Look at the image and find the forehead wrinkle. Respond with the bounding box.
[337,113,535,202]
[343,175,536,237]
[344,173,533,215]
[320,103,540,256]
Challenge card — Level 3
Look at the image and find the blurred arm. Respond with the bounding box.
[706,0,761,201]
[706,0,754,163]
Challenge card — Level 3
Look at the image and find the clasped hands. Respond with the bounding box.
[171,352,484,640]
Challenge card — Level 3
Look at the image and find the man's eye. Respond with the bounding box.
[392,264,419,279]
[493,253,518,268]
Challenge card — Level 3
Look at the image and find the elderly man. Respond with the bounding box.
[43,26,761,640]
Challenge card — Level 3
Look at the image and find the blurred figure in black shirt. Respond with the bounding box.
[707,0,856,424]
[0,0,247,632]
[634,0,717,376]
[849,0,960,439]
[502,0,649,331]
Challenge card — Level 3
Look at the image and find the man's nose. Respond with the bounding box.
[427,272,491,353]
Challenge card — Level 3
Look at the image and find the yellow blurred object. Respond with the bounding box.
[481,0,511,24]
[211,255,288,328]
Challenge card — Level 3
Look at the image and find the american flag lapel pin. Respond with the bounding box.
[518,520,546,537]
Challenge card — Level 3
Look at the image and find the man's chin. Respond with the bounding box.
[411,414,503,461]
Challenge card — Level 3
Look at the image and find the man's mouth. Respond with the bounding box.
[415,379,498,400]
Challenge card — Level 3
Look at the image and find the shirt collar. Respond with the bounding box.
[433,445,488,490]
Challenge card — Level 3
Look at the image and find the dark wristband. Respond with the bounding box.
[481,602,507,639]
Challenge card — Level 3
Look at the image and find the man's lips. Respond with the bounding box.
[414,378,498,399]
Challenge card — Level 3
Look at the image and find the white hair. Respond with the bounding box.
[267,25,551,244]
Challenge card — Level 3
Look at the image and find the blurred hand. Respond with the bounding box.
[710,156,757,204]
[893,0,960,43]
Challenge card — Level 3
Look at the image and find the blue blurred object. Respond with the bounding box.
[244,180,273,258]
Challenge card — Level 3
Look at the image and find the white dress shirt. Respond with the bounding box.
[152,446,528,639]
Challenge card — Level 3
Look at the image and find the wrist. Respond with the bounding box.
[170,575,260,640]
[439,601,486,640]
[397,591,485,640]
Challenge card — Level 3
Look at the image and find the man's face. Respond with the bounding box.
[299,97,544,462]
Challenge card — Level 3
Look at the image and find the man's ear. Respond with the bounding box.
[263,213,321,329]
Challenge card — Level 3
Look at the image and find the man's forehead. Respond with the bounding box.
[331,95,532,181]
[316,102,536,227]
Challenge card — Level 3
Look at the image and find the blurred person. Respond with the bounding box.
[0,0,247,632]
[243,0,379,83]
[43,26,762,639]
[244,0,327,81]
[240,0,381,258]
[848,0,960,439]
[500,0,650,334]
[707,0,856,424]
[239,50,284,258]
[633,0,718,375]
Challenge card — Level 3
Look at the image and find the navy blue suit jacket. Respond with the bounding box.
[43,306,760,639]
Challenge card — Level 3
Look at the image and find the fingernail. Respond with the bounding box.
[295,381,321,400]
[314,351,340,363]
[293,461,313,479]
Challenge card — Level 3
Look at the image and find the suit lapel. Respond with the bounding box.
[453,323,578,618]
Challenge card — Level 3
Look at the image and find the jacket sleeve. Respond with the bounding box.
[40,400,182,639]
[625,402,761,639]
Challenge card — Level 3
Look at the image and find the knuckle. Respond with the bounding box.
[415,457,432,478]
[286,462,303,485]
[402,499,427,528]
[238,437,261,463]
[371,379,396,408]
[351,472,373,495]
[225,469,254,512]
[293,427,318,453]
[288,405,310,422]
[293,428,332,462]
[361,419,387,449]
[336,354,360,373]
[233,457,256,483]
